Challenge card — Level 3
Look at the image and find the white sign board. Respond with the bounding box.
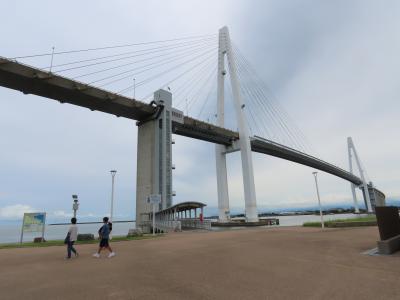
[148,194,161,236]
[148,194,161,204]
[20,212,46,243]
[171,108,184,124]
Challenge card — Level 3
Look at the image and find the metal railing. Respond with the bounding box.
[154,220,182,232]
[180,219,212,230]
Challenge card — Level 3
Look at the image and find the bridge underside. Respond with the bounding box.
[250,137,363,185]
[0,57,369,198]
[0,58,238,146]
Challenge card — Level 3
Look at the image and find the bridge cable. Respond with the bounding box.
[52,39,217,74]
[197,74,217,119]
[140,57,216,104]
[233,46,299,147]
[184,63,218,114]
[85,42,217,87]
[117,47,217,94]
[9,34,217,59]
[232,47,284,144]
[174,59,217,109]
[74,40,217,81]
[172,57,218,105]
[42,37,217,70]
[116,48,217,95]
[232,45,308,151]
[233,44,313,152]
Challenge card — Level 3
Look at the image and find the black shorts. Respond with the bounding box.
[99,238,109,248]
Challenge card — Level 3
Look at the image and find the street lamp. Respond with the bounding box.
[312,172,324,229]
[72,195,79,218]
[110,170,117,222]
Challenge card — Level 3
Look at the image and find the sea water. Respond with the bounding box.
[0,213,366,244]
[0,222,136,244]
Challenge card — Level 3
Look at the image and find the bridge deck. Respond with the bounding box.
[0,57,362,185]
[0,57,237,145]
[251,137,362,185]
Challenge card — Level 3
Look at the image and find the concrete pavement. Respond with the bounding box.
[0,226,399,300]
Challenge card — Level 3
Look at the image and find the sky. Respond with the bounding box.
[0,0,399,221]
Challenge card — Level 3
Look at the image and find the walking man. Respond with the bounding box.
[93,217,115,258]
[66,217,78,259]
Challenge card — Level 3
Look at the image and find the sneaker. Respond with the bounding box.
[92,253,100,258]
[75,252,79,258]
[108,252,116,258]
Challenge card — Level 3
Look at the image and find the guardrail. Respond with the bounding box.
[180,219,212,230]
[154,220,182,232]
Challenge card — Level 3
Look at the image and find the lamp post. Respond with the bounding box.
[312,172,324,229]
[72,195,79,218]
[109,170,117,240]
[110,170,117,222]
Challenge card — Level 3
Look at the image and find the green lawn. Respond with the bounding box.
[303,215,376,227]
[0,234,162,250]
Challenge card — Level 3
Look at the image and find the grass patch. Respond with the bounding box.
[303,215,376,227]
[303,221,324,227]
[0,234,162,250]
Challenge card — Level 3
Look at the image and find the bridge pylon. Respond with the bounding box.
[215,26,258,222]
[347,137,373,213]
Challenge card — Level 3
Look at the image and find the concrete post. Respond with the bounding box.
[135,89,180,231]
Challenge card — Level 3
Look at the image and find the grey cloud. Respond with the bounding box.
[0,0,398,219]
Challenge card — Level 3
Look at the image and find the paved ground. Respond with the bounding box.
[1,226,399,300]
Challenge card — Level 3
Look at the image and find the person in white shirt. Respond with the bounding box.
[66,217,79,259]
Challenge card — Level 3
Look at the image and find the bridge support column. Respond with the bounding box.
[347,137,372,213]
[347,138,360,213]
[218,26,258,222]
[216,28,230,222]
[136,89,175,231]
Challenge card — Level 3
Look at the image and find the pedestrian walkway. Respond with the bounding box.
[0,226,399,299]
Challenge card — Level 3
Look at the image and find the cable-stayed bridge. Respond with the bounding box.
[0,27,384,228]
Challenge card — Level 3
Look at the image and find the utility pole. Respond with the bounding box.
[312,172,324,229]
[110,170,117,222]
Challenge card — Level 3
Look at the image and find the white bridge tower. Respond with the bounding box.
[215,26,258,222]
[347,137,373,213]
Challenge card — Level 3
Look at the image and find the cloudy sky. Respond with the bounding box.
[0,0,399,220]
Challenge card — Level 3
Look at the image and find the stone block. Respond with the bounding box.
[375,206,400,240]
[33,237,45,243]
[377,234,400,255]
